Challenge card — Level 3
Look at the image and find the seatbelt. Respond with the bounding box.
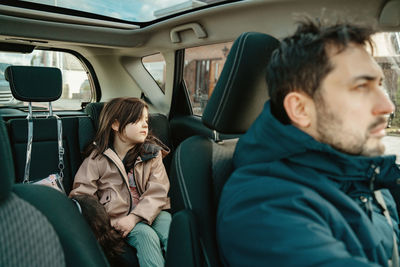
[375,190,399,267]
[23,101,65,191]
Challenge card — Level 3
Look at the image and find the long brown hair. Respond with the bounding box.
[87,97,158,169]
[72,195,125,266]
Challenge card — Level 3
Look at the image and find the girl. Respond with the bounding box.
[70,97,171,267]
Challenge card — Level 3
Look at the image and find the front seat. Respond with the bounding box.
[166,32,280,267]
[0,115,109,267]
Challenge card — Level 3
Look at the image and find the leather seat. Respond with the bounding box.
[0,114,109,266]
[5,66,95,193]
[166,32,280,267]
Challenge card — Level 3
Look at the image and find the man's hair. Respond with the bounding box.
[267,18,376,124]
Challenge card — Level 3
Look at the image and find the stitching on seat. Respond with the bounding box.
[212,32,250,126]
[199,238,212,267]
[175,145,192,210]
[7,69,22,101]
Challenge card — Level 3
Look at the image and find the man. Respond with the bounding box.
[217,19,400,267]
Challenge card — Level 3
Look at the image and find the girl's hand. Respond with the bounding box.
[114,214,141,238]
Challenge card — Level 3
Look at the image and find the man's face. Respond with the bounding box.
[312,43,394,157]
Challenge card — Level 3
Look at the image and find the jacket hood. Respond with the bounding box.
[140,141,169,161]
[234,101,400,189]
[103,138,170,163]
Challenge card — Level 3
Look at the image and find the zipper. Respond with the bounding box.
[133,157,144,196]
[104,153,132,215]
[362,164,381,220]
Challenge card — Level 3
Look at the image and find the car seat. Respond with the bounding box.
[166,32,280,267]
[0,114,109,266]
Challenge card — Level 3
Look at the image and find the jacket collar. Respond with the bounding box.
[234,101,400,189]
[103,148,129,184]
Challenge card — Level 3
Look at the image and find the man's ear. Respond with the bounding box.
[111,120,120,132]
[283,92,314,128]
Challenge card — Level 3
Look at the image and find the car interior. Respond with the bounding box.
[0,0,399,266]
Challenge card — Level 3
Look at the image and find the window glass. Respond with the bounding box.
[184,41,233,116]
[142,53,166,93]
[0,50,92,110]
[373,33,400,127]
[21,0,227,22]
[373,32,400,159]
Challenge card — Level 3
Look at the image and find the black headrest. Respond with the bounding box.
[202,32,280,134]
[0,117,14,201]
[5,66,62,102]
[85,102,104,130]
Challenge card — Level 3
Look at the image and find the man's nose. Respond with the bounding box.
[373,89,395,116]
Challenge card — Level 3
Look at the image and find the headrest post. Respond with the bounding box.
[28,102,33,118]
[49,102,53,117]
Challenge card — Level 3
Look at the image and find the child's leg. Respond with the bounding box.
[151,211,172,252]
[126,222,164,267]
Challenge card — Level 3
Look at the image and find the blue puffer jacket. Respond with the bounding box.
[217,101,400,267]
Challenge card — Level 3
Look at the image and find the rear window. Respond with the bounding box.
[0,50,93,110]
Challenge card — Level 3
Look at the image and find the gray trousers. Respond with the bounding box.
[126,211,171,267]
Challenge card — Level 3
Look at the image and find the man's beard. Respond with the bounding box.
[314,95,386,157]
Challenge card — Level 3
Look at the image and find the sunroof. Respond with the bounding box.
[20,0,229,22]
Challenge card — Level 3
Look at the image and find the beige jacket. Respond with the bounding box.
[70,144,170,225]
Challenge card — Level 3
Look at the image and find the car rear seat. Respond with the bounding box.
[166,32,280,267]
[5,65,142,267]
[0,114,109,267]
[5,66,94,194]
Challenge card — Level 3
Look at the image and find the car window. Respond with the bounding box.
[184,41,233,116]
[0,50,93,110]
[142,53,166,93]
[374,32,400,159]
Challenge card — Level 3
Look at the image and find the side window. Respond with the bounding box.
[372,32,400,128]
[184,42,233,116]
[142,53,166,93]
[0,50,92,110]
[373,32,400,158]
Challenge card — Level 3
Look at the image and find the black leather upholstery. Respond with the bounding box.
[202,32,280,134]
[8,116,94,193]
[0,116,13,200]
[167,32,280,267]
[5,66,62,102]
[0,116,109,267]
[5,65,94,193]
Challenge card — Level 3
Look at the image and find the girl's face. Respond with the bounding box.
[121,108,149,145]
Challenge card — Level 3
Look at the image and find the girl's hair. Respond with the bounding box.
[72,195,125,265]
[87,97,158,170]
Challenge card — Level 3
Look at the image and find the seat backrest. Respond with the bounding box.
[7,116,94,193]
[85,102,173,172]
[167,32,280,267]
[0,115,108,267]
[5,66,95,193]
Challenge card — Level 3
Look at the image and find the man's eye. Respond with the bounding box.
[356,84,368,90]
